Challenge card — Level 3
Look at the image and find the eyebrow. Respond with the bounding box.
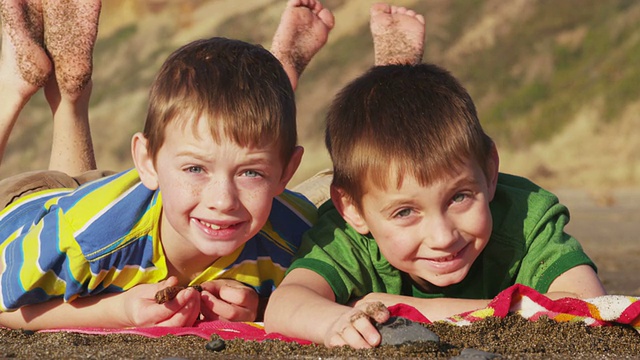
[441,172,486,196]
[174,148,278,166]
[451,174,480,187]
[174,149,209,161]
[378,199,412,215]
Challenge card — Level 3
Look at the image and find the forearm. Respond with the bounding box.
[265,284,349,344]
[0,293,127,330]
[414,297,491,321]
[356,293,491,322]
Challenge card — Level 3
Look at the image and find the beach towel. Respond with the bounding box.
[39,284,640,343]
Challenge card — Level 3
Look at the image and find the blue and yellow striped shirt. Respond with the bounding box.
[0,168,317,311]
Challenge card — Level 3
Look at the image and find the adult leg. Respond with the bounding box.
[294,4,427,205]
[270,0,334,91]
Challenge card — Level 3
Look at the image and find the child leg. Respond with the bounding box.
[370,3,425,66]
[0,0,51,166]
[42,0,101,175]
[270,0,334,91]
[293,4,427,204]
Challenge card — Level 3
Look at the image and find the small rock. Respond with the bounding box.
[375,316,440,346]
[205,336,226,352]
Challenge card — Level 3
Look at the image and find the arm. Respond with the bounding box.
[0,277,201,330]
[351,293,491,322]
[354,264,606,323]
[265,268,389,349]
[545,264,607,299]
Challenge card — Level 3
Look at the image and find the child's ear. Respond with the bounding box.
[131,132,159,190]
[276,146,304,193]
[331,185,370,235]
[486,142,500,201]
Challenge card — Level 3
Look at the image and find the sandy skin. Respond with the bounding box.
[42,0,101,99]
[0,0,50,97]
[370,2,425,66]
[0,0,51,166]
[0,0,101,174]
[270,0,334,91]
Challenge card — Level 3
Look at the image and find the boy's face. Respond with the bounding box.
[337,157,498,289]
[133,116,301,265]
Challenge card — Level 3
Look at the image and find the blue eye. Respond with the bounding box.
[244,170,260,178]
[452,193,466,203]
[395,208,412,218]
[187,166,203,174]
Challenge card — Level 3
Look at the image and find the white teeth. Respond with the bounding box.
[432,253,457,262]
[201,220,230,230]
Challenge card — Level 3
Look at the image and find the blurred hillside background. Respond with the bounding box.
[2,0,639,195]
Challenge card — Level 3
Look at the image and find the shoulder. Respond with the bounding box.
[487,173,573,263]
[494,173,560,207]
[267,190,318,237]
[491,173,567,235]
[58,169,162,258]
[248,190,318,256]
[300,200,374,254]
[272,189,318,224]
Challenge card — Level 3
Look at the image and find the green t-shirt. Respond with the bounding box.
[289,173,596,304]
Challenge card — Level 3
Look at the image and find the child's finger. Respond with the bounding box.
[218,283,258,309]
[330,324,373,349]
[350,312,382,347]
[362,301,389,323]
[155,287,201,326]
[199,291,255,322]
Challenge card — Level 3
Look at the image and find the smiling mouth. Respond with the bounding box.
[198,219,232,230]
[429,252,459,262]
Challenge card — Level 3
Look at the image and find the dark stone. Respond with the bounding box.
[205,336,226,352]
[375,316,440,346]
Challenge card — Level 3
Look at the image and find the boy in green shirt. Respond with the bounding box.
[265,2,606,349]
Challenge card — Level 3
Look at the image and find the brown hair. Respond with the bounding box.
[325,63,493,208]
[143,37,297,164]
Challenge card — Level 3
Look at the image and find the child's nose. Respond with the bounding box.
[206,178,239,211]
[425,216,458,249]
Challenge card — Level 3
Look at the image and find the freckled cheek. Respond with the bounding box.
[241,189,273,215]
[164,182,204,205]
[189,185,201,198]
[240,183,272,202]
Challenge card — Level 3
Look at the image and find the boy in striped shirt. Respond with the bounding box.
[0,0,333,329]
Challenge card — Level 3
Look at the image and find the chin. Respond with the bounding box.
[429,270,469,288]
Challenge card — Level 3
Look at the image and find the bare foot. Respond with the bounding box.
[271,0,334,90]
[0,0,50,165]
[0,0,51,97]
[370,3,425,66]
[42,0,101,100]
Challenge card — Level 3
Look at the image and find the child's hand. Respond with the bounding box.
[325,301,390,348]
[198,279,259,322]
[122,277,202,327]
